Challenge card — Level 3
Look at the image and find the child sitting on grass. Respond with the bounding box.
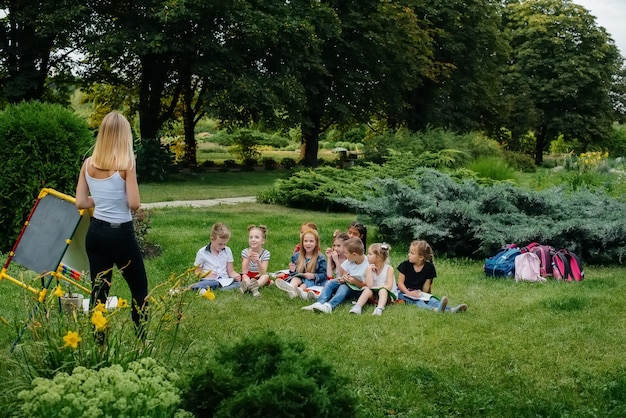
[350,243,397,316]
[189,222,241,292]
[397,240,467,313]
[275,228,327,300]
[302,238,368,313]
[240,225,270,298]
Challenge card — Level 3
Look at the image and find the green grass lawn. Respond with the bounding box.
[1,202,625,417]
[139,169,288,202]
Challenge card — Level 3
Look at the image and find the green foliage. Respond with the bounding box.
[338,168,626,264]
[0,102,92,253]
[180,332,356,418]
[136,137,175,182]
[230,130,262,162]
[466,157,516,181]
[605,123,626,157]
[280,157,297,170]
[502,151,536,173]
[262,157,277,170]
[132,208,162,259]
[17,358,187,418]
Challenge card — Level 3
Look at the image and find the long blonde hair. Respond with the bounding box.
[296,229,321,273]
[90,111,135,171]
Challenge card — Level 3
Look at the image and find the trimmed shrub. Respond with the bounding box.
[180,332,356,418]
[0,102,92,252]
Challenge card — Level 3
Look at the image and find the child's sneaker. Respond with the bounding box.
[372,307,384,316]
[307,291,318,301]
[451,303,467,313]
[302,302,321,311]
[349,305,362,314]
[275,278,296,299]
[198,289,207,296]
[249,279,261,297]
[296,287,309,300]
[239,280,248,294]
[435,296,448,313]
[313,302,332,314]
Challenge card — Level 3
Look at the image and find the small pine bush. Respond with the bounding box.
[180,332,356,417]
[0,102,92,252]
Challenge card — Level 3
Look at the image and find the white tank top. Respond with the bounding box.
[85,160,132,223]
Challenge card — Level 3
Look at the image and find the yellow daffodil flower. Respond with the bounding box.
[91,310,108,331]
[62,331,82,349]
[201,289,215,300]
[117,298,129,308]
[94,302,107,313]
[53,286,64,297]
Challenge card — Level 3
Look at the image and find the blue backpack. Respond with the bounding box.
[484,245,522,278]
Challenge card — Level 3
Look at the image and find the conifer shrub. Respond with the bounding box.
[338,169,626,264]
[180,332,356,417]
[0,102,92,252]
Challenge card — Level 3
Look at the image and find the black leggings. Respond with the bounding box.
[86,218,149,327]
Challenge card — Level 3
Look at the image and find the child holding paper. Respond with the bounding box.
[397,240,467,313]
[190,222,241,292]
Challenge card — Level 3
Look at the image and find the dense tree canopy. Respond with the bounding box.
[0,0,88,105]
[1,0,625,167]
[502,0,624,163]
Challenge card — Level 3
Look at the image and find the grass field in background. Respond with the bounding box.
[1,203,625,417]
[139,170,288,202]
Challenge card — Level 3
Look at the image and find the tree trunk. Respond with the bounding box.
[534,126,546,165]
[301,122,321,168]
[138,54,170,140]
[180,65,198,167]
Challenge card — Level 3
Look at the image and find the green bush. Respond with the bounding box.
[262,157,277,170]
[136,137,175,182]
[337,168,626,264]
[0,102,92,253]
[180,332,356,418]
[503,151,536,173]
[467,157,516,181]
[280,157,297,170]
[17,358,188,418]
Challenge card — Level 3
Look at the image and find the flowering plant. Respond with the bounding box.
[12,267,210,379]
[17,357,192,418]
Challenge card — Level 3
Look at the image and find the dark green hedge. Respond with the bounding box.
[0,102,92,252]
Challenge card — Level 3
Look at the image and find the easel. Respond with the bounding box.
[0,188,92,351]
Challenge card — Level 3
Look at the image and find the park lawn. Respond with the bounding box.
[138,169,288,202]
[1,203,625,417]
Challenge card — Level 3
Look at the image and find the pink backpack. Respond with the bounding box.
[514,252,546,283]
[552,249,584,281]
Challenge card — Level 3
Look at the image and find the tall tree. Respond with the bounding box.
[404,0,508,133]
[82,0,181,141]
[0,0,88,104]
[502,0,624,163]
[287,0,435,167]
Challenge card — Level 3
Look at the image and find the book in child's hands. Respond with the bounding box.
[402,291,431,301]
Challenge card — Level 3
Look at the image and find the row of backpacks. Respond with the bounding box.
[484,242,584,282]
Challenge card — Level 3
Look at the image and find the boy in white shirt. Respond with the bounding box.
[189,222,241,291]
[302,238,368,313]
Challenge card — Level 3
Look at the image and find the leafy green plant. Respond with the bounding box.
[262,157,277,170]
[135,137,175,182]
[12,268,207,379]
[17,358,190,418]
[132,208,162,259]
[0,101,93,253]
[338,168,626,263]
[467,156,517,181]
[180,331,356,417]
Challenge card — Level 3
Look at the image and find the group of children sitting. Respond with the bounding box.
[188,221,468,315]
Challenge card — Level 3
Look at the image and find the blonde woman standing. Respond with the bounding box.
[75,111,148,336]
